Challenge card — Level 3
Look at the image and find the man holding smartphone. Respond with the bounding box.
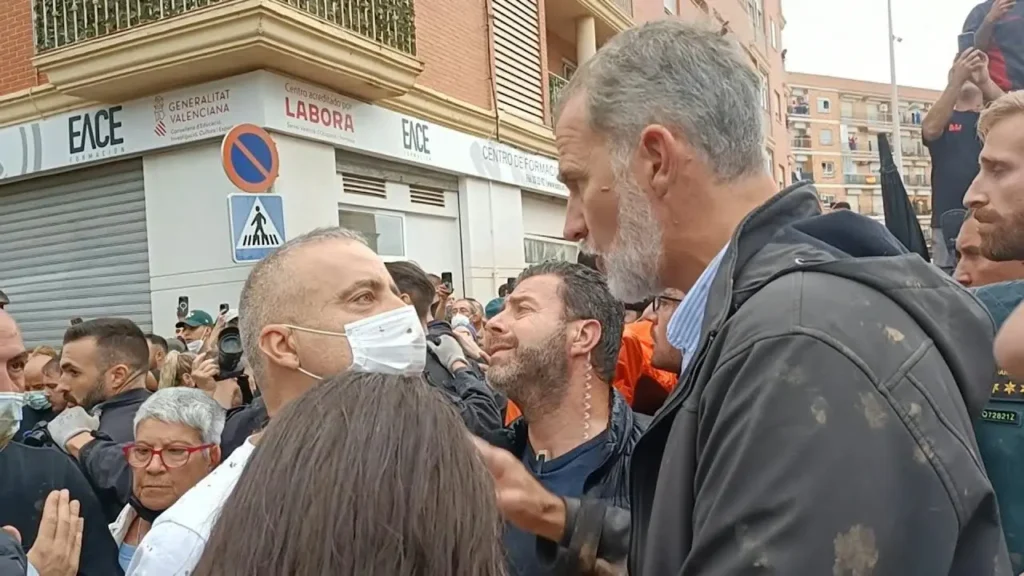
[964,0,1023,91]
[923,47,1004,271]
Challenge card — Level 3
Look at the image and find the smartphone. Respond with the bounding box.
[958,32,976,55]
[441,272,453,291]
[69,317,83,325]
[219,302,230,315]
[176,296,189,320]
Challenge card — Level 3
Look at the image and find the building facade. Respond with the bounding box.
[0,0,787,346]
[786,72,941,227]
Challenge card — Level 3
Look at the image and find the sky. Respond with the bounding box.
[781,0,982,90]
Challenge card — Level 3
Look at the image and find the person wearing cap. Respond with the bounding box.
[485,297,504,320]
[178,310,215,354]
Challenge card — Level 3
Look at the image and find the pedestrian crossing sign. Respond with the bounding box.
[228,193,287,263]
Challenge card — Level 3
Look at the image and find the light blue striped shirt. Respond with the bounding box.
[667,246,728,372]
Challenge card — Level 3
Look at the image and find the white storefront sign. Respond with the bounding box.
[0,71,567,197]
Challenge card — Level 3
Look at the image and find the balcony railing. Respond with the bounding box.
[902,143,927,158]
[842,111,894,124]
[611,0,632,16]
[904,174,931,187]
[791,136,812,149]
[842,140,876,154]
[788,103,810,116]
[844,173,880,185]
[548,72,568,124]
[34,0,418,54]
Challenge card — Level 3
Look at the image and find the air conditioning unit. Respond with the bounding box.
[879,104,889,112]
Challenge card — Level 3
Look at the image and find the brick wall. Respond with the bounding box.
[545,31,576,75]
[0,0,41,96]
[414,0,493,110]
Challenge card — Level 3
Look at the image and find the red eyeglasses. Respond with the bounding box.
[122,443,214,469]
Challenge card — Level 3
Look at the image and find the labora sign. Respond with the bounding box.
[68,105,126,162]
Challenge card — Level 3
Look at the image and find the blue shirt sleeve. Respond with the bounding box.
[963,3,989,32]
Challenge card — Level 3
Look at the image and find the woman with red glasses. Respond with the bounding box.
[109,387,224,573]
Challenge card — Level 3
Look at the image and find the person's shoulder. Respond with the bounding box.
[128,521,207,576]
[1,442,78,477]
[154,440,255,533]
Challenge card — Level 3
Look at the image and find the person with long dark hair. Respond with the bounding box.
[192,372,505,576]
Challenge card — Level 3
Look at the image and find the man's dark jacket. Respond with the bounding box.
[0,442,122,575]
[0,531,25,576]
[77,387,150,522]
[628,185,1010,575]
[487,389,645,573]
[424,321,505,436]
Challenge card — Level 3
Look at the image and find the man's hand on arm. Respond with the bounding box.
[975,0,1014,50]
[45,407,99,459]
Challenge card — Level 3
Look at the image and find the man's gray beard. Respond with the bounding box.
[587,166,664,303]
[486,328,571,422]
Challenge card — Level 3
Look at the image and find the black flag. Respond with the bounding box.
[879,133,930,261]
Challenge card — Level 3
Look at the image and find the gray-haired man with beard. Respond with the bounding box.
[548,19,1007,576]
[475,261,644,576]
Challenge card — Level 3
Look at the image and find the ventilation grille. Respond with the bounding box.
[342,173,387,199]
[409,185,446,208]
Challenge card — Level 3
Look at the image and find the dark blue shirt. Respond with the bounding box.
[503,430,610,576]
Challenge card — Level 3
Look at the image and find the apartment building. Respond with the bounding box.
[786,72,942,229]
[0,0,786,344]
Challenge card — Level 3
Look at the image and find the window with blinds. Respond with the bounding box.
[492,0,544,123]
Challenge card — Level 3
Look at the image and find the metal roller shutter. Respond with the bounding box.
[0,161,152,347]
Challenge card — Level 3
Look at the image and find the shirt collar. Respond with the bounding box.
[666,245,728,371]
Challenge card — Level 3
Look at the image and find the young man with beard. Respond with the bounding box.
[549,20,1007,575]
[965,92,1024,377]
[46,319,154,521]
[476,261,644,576]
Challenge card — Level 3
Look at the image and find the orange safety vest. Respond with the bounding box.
[613,319,678,408]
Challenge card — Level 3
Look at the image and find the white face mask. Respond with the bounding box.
[186,339,204,353]
[285,305,427,378]
[0,392,25,444]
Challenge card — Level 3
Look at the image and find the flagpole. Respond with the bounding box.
[887,0,903,172]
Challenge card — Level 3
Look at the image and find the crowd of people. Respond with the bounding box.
[2,4,1024,575]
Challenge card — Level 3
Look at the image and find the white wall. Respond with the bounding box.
[521,191,568,238]
[338,179,464,295]
[143,134,338,335]
[458,177,527,299]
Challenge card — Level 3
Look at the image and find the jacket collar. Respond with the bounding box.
[503,388,635,464]
[94,387,151,413]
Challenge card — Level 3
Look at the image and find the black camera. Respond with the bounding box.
[216,326,254,404]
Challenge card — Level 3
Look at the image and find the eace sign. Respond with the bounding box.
[402,118,431,156]
[69,105,125,161]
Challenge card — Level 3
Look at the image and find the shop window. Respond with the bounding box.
[338,210,405,257]
[525,237,578,265]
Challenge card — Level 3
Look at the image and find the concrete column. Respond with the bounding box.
[576,16,597,64]
[458,177,527,299]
